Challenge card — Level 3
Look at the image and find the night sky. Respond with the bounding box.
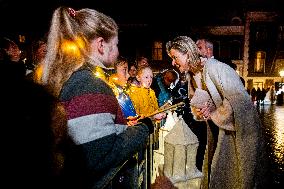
[0,0,282,36]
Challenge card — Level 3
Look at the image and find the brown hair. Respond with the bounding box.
[114,56,128,69]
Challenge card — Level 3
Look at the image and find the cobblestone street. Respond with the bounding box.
[258,104,284,188]
[151,104,284,188]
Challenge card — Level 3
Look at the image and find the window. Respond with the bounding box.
[231,16,242,26]
[254,51,266,73]
[19,35,25,43]
[230,40,241,60]
[253,82,264,90]
[152,41,163,61]
[255,27,268,42]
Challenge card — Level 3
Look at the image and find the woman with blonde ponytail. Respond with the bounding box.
[41,6,150,188]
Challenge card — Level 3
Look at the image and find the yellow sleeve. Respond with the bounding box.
[127,87,159,116]
[149,89,159,111]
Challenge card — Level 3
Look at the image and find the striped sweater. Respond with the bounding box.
[60,65,149,186]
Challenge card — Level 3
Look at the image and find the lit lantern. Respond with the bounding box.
[163,118,202,188]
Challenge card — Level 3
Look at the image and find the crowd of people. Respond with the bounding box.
[0,5,271,189]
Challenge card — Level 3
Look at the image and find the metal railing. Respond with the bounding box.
[92,136,152,189]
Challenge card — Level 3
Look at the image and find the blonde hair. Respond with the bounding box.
[166,36,200,67]
[137,66,152,76]
[41,6,118,96]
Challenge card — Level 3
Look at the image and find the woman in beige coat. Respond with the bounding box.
[166,36,266,189]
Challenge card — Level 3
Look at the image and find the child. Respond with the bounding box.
[109,56,130,88]
[109,57,137,118]
[127,66,166,121]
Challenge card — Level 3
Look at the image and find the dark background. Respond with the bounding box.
[0,0,282,63]
[0,0,282,35]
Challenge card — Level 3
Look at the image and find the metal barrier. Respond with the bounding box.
[92,137,151,189]
[91,120,163,189]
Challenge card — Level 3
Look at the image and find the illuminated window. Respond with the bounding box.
[152,41,163,61]
[254,51,266,73]
[19,35,25,43]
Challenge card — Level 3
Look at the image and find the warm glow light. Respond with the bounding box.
[91,67,120,97]
[34,63,43,83]
[61,37,85,57]
[279,70,284,77]
[94,71,102,78]
[112,77,118,81]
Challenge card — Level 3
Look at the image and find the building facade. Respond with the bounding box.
[119,11,284,92]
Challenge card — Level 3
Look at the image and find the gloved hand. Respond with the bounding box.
[139,117,154,134]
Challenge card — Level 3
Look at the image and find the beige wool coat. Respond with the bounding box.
[190,59,263,189]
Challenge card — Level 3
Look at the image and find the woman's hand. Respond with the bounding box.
[153,112,167,121]
[196,102,211,120]
[126,115,144,126]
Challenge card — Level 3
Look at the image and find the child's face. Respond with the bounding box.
[129,65,137,77]
[137,57,149,68]
[116,62,129,78]
[139,68,153,88]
